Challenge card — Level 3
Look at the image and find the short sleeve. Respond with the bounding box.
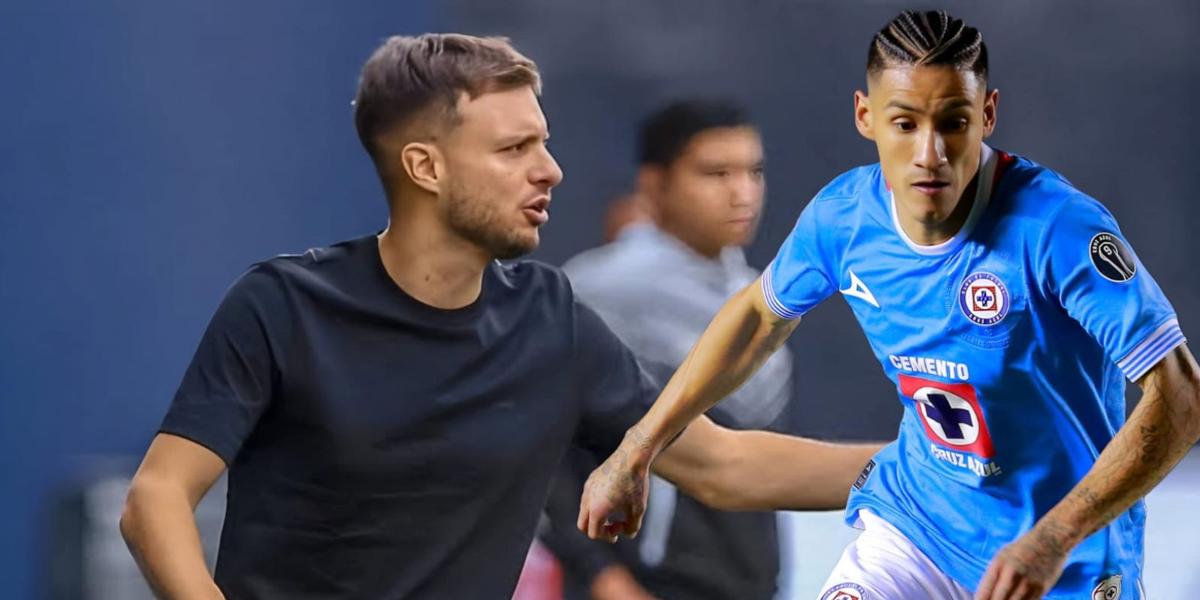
[761,200,837,320]
[1039,197,1185,382]
[159,265,285,464]
[571,299,660,457]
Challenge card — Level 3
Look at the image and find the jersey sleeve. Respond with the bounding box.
[760,199,837,320]
[571,298,661,457]
[159,265,285,464]
[1038,196,1185,382]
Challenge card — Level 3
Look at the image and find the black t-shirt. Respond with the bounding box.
[160,234,656,599]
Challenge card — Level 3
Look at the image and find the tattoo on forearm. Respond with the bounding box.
[1030,520,1069,561]
[594,427,654,513]
[625,426,651,451]
[1054,359,1199,543]
[1138,423,1165,466]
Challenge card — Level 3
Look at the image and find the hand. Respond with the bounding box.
[590,565,658,600]
[577,429,654,542]
[974,524,1072,600]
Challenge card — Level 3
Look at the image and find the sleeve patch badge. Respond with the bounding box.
[1089,233,1136,282]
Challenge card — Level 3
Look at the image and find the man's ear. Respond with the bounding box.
[399,141,443,195]
[982,88,1000,139]
[854,90,875,141]
[636,165,666,197]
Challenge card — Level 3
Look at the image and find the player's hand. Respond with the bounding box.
[577,429,654,542]
[974,526,1070,600]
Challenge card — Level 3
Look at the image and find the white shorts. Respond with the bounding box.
[815,510,972,600]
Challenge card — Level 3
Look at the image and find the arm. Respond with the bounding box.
[652,416,884,511]
[577,279,798,539]
[644,278,797,450]
[636,278,798,462]
[121,267,280,596]
[120,434,228,599]
[976,343,1200,600]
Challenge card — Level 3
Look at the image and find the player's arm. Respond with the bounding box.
[977,343,1200,599]
[652,416,883,511]
[120,434,228,600]
[631,278,797,466]
[577,279,800,539]
[1034,343,1200,547]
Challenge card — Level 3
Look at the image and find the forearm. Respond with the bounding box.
[120,478,223,599]
[1032,348,1200,552]
[652,415,888,508]
[719,432,883,510]
[653,417,884,511]
[634,284,797,457]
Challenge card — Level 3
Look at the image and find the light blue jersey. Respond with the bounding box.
[762,145,1184,598]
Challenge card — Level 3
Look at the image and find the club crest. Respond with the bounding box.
[958,272,1009,326]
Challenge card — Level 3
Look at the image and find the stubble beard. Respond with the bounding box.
[444,177,539,260]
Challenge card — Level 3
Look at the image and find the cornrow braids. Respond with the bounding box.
[867,10,988,82]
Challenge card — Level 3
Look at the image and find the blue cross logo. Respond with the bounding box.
[924,393,973,440]
[974,289,994,309]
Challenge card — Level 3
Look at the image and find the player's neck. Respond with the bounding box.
[376,210,489,311]
[656,221,723,260]
[897,174,980,247]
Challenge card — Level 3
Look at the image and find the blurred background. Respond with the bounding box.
[2,0,1197,598]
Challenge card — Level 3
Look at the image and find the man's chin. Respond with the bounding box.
[900,195,955,224]
[490,233,539,260]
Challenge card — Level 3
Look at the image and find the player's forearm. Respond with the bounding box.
[121,477,224,599]
[652,417,884,510]
[633,284,796,458]
[1033,347,1200,553]
[708,432,882,511]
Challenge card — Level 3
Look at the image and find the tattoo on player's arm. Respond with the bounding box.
[1031,519,1070,558]
[1138,422,1166,466]
[598,428,651,506]
[1063,366,1193,540]
[625,426,651,451]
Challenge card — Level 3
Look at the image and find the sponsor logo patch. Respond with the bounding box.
[958,272,1009,326]
[1090,232,1136,282]
[900,375,996,459]
[853,459,876,490]
[1092,574,1122,600]
[820,582,869,600]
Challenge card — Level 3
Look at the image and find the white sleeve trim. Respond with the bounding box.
[760,263,803,320]
[1116,318,1186,381]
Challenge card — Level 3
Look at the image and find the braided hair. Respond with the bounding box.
[867,10,988,81]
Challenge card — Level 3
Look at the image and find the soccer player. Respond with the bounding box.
[118,34,879,598]
[579,10,1200,600]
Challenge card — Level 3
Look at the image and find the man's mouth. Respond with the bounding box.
[522,196,550,226]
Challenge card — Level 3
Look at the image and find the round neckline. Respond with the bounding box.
[363,233,492,322]
[887,144,998,257]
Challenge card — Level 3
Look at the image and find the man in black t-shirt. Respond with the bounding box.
[119,34,880,599]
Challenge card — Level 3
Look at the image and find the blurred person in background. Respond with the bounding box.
[581,10,1200,600]
[117,33,880,599]
[600,190,651,243]
[541,99,794,600]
